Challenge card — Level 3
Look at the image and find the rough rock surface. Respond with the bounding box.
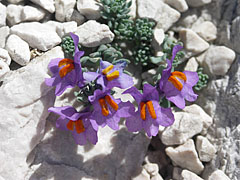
[181,169,204,180]
[11,22,61,51]
[21,5,45,22]
[5,34,30,66]
[152,28,165,53]
[161,111,203,145]
[55,0,76,22]
[202,45,236,76]
[163,0,188,12]
[0,48,11,65]
[77,0,101,20]
[30,0,55,13]
[6,4,23,26]
[137,0,180,31]
[0,3,6,27]
[185,0,212,7]
[0,26,9,49]
[0,47,63,180]
[184,57,198,72]
[166,139,204,175]
[0,60,10,78]
[192,21,217,42]
[208,169,230,180]
[75,20,114,47]
[196,136,216,162]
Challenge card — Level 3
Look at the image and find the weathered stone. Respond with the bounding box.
[132,168,150,180]
[65,9,85,25]
[6,34,30,66]
[208,170,230,180]
[180,29,209,54]
[137,0,180,31]
[7,0,24,3]
[55,0,76,22]
[192,21,217,42]
[183,104,213,135]
[0,47,63,180]
[0,26,10,48]
[77,0,101,20]
[11,22,61,51]
[181,169,204,180]
[152,28,165,53]
[22,5,45,22]
[166,139,204,175]
[0,60,10,79]
[0,3,6,27]
[56,21,77,38]
[127,0,137,19]
[161,112,203,145]
[75,20,114,47]
[30,0,55,13]
[186,0,211,7]
[0,48,11,65]
[163,0,188,12]
[184,57,198,72]
[203,45,236,76]
[6,4,23,26]
[196,136,216,162]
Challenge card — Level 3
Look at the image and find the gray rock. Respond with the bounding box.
[77,0,101,20]
[163,0,188,12]
[181,169,204,180]
[161,111,203,145]
[208,170,230,180]
[0,3,6,27]
[6,4,23,26]
[55,0,76,22]
[192,21,217,42]
[166,139,204,175]
[185,0,211,7]
[6,34,30,66]
[152,28,165,53]
[22,5,45,22]
[11,22,61,51]
[203,45,236,76]
[196,136,216,162]
[137,0,180,31]
[56,21,77,38]
[0,48,11,65]
[30,0,55,13]
[0,47,63,180]
[65,9,85,26]
[0,26,10,48]
[0,60,10,79]
[132,168,150,180]
[184,57,198,72]
[7,0,24,3]
[75,20,114,47]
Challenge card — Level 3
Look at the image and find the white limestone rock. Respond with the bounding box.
[0,3,6,27]
[22,5,45,22]
[208,170,230,180]
[173,167,182,180]
[0,60,10,79]
[196,136,216,162]
[166,139,204,175]
[0,48,11,65]
[184,57,198,72]
[65,9,85,25]
[132,168,150,180]
[0,26,10,48]
[183,104,213,135]
[181,169,204,180]
[6,34,30,66]
[55,0,76,22]
[203,46,236,76]
[0,47,63,180]
[137,0,180,31]
[143,163,164,180]
[11,22,61,51]
[7,0,24,3]
[152,28,165,53]
[6,4,23,26]
[192,21,217,42]
[75,20,114,47]
[161,112,203,145]
[163,0,188,12]
[77,0,101,20]
[30,0,55,13]
[180,29,209,54]
[186,0,211,7]
[56,21,77,38]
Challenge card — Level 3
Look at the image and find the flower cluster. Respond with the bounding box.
[45,33,199,145]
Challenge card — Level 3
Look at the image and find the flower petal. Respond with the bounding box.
[171,45,183,62]
[181,84,198,102]
[167,93,185,109]
[48,106,77,118]
[125,111,143,132]
[70,32,79,54]
[48,58,62,74]
[123,86,142,104]
[106,115,120,130]
[83,72,100,83]
[55,117,69,131]
[116,101,135,118]
[183,71,199,87]
[157,107,175,127]
[86,125,98,145]
[72,131,87,145]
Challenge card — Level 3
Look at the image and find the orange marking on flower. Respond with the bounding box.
[106,71,119,81]
[66,120,74,131]
[58,58,74,67]
[146,101,157,119]
[171,71,187,81]
[102,65,114,75]
[168,75,183,91]
[75,119,85,134]
[99,98,109,116]
[140,102,146,120]
[105,95,118,111]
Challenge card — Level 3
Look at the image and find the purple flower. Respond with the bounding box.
[88,89,134,130]
[45,33,84,96]
[158,45,199,109]
[83,60,134,90]
[48,106,98,145]
[123,84,174,137]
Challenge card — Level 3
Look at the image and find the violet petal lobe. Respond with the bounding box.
[125,111,143,132]
[123,86,142,104]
